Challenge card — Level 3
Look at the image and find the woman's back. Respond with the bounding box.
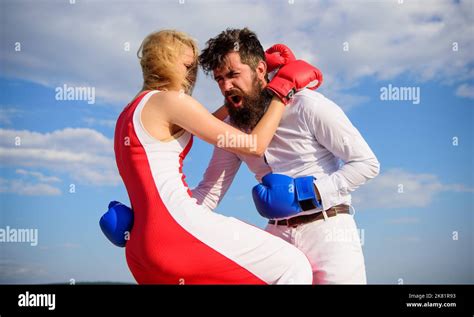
[115,91,202,283]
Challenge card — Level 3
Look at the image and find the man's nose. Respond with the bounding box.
[222,79,234,93]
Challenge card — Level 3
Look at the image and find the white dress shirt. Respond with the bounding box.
[191,90,380,212]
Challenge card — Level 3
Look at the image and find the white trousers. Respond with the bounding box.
[265,213,367,284]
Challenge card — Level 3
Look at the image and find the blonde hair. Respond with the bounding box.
[138,30,198,92]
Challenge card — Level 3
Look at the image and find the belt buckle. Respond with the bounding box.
[322,207,335,220]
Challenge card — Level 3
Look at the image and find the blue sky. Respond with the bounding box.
[0,0,472,284]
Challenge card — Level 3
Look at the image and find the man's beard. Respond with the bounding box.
[225,78,272,131]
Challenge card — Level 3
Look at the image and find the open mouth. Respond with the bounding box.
[227,93,243,108]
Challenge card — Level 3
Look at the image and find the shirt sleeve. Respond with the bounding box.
[191,145,242,210]
[301,94,380,210]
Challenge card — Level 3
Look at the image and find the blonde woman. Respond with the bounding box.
[114,30,320,284]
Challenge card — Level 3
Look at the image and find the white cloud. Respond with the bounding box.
[82,117,116,128]
[39,243,81,251]
[15,169,61,183]
[0,259,48,283]
[1,0,472,110]
[455,83,474,99]
[0,107,22,126]
[0,128,119,186]
[0,178,61,196]
[352,168,474,209]
[0,169,62,196]
[442,183,474,193]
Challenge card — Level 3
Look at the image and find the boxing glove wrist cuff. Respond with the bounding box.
[294,176,321,211]
[266,85,296,105]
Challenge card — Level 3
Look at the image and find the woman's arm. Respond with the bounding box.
[157,91,284,157]
[212,105,228,121]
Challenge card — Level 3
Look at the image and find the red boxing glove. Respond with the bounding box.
[265,44,296,73]
[266,60,323,105]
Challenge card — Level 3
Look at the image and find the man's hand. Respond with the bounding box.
[252,174,301,219]
[252,173,321,219]
[265,44,296,73]
[266,60,323,105]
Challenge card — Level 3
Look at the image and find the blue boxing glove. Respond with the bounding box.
[99,201,134,247]
[252,173,321,219]
[252,174,300,219]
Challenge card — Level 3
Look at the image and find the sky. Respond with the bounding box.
[0,0,472,284]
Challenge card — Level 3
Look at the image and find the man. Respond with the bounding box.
[193,28,380,284]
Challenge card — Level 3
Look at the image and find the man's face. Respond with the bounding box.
[212,52,271,130]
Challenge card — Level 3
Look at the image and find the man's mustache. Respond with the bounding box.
[224,89,243,98]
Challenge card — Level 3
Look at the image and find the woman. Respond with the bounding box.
[115,30,312,284]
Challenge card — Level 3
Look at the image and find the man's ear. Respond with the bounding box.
[256,60,267,81]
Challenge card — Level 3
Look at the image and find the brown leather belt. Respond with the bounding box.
[268,204,350,227]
